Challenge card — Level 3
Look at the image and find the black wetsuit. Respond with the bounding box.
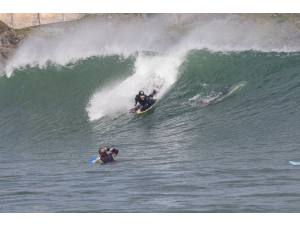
[100,148,119,163]
[135,92,156,111]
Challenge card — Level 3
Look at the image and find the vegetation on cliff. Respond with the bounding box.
[0,20,24,67]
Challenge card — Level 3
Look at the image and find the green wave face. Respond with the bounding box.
[3,50,300,141]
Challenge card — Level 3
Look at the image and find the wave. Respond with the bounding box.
[5,14,300,76]
[1,49,300,147]
[3,14,300,121]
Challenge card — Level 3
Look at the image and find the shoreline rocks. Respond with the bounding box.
[0,20,24,69]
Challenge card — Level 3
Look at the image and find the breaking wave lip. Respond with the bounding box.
[3,15,170,77]
[5,14,300,77]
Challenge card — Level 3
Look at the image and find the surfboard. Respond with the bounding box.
[88,155,99,165]
[135,102,156,115]
[289,161,300,166]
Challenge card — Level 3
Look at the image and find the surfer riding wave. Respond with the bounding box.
[130,90,157,113]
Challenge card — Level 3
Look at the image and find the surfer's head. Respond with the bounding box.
[138,90,145,100]
[98,146,108,155]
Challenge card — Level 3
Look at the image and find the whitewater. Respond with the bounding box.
[1,14,300,212]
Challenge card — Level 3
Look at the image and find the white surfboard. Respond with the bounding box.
[289,161,300,166]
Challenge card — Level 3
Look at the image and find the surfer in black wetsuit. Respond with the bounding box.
[98,146,119,164]
[133,90,157,112]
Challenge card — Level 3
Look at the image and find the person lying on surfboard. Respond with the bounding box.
[131,90,157,112]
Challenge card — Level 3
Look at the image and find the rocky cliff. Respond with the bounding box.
[0,20,24,69]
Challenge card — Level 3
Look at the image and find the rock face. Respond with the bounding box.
[0,20,23,69]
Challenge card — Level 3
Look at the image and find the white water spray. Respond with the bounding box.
[86,53,184,120]
[6,14,300,77]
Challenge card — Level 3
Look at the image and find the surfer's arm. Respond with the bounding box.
[108,147,118,155]
[135,95,139,106]
[149,89,157,98]
[130,104,140,113]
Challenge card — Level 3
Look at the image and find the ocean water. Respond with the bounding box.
[1,14,300,212]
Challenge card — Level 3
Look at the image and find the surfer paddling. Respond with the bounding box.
[96,146,119,164]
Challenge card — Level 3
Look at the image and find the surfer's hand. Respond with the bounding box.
[129,107,136,113]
